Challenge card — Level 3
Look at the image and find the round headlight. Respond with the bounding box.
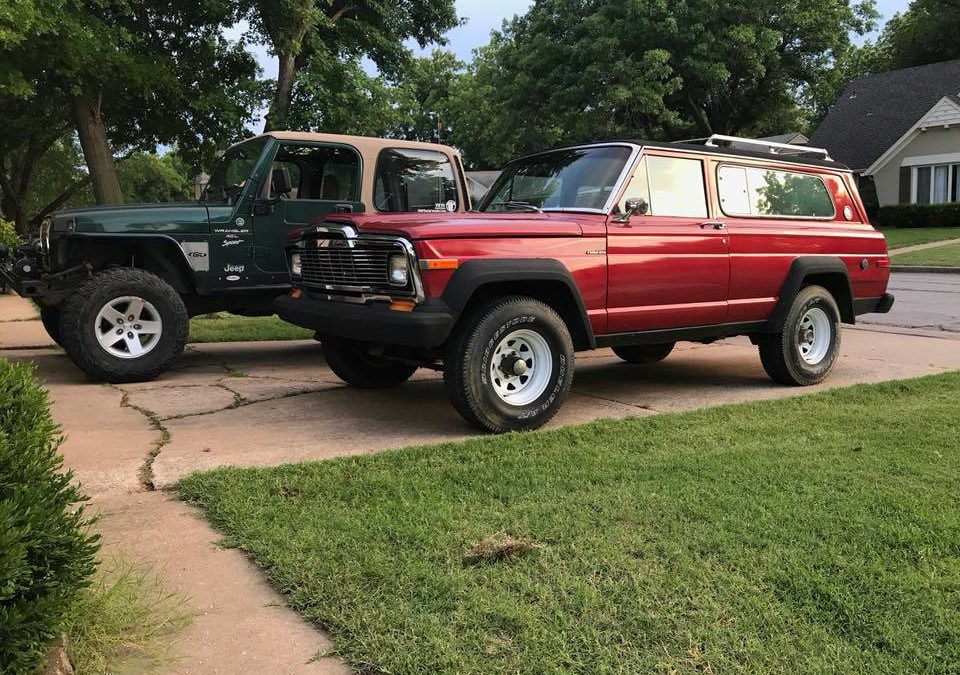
[388,254,409,286]
[289,252,302,276]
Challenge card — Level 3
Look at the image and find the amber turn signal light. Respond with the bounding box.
[290,287,303,299]
[419,259,459,271]
[389,299,416,312]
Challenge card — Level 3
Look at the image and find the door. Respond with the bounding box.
[251,142,364,277]
[606,153,729,334]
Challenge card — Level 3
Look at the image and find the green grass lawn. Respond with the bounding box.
[179,372,960,674]
[188,313,314,343]
[890,242,960,267]
[880,227,960,250]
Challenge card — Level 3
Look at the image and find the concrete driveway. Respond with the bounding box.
[3,288,960,674]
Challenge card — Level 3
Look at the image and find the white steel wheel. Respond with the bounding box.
[94,296,163,359]
[488,328,553,406]
[797,307,832,365]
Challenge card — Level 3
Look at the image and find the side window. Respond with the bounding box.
[375,148,458,212]
[717,165,834,218]
[270,144,360,201]
[646,156,708,218]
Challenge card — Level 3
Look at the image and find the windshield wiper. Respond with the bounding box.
[491,200,543,213]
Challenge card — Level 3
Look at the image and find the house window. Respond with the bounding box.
[912,164,960,204]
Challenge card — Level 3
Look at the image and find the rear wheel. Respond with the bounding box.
[322,338,417,388]
[59,268,188,383]
[758,285,841,386]
[612,342,675,364]
[37,304,63,346]
[443,296,574,433]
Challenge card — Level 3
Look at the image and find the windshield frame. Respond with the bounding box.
[202,136,271,206]
[476,142,640,215]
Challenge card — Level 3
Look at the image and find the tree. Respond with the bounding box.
[242,0,459,131]
[0,1,260,213]
[453,0,877,167]
[872,0,960,70]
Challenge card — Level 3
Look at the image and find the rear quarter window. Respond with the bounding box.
[374,148,458,213]
[717,165,835,219]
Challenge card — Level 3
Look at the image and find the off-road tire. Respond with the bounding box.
[443,296,575,433]
[37,304,63,346]
[758,285,841,386]
[59,268,188,383]
[322,338,417,388]
[612,342,675,364]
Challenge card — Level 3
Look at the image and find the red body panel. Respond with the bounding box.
[316,151,891,338]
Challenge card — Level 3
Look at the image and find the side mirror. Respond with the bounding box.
[614,197,648,223]
[271,167,292,197]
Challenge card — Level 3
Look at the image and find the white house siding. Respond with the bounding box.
[872,126,960,205]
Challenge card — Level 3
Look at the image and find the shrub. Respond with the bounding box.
[874,203,960,229]
[0,219,20,252]
[0,359,99,674]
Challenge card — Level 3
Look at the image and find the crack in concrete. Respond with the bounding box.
[572,390,664,414]
[111,384,170,491]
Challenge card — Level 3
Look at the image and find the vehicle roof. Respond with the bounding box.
[247,131,460,155]
[516,139,851,172]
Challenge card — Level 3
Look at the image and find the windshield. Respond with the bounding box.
[478,145,633,212]
[203,137,268,204]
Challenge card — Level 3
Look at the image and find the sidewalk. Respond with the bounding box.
[1,292,350,675]
[889,237,960,255]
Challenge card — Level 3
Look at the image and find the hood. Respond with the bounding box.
[56,202,210,235]
[308,211,588,241]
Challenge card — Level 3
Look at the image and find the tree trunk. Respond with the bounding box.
[265,51,298,131]
[67,89,123,204]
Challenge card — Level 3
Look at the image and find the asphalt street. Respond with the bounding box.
[860,272,960,333]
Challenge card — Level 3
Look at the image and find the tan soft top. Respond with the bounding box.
[236,131,470,211]
[257,131,460,156]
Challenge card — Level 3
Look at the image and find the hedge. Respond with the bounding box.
[0,359,99,674]
[874,204,960,229]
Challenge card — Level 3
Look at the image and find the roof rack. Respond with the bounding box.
[677,134,833,161]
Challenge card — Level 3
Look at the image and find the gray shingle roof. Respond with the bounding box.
[809,59,960,171]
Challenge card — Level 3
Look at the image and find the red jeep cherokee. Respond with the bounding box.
[276,136,894,433]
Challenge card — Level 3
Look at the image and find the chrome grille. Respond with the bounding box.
[299,242,398,289]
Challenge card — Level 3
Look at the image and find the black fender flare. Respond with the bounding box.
[763,256,854,332]
[440,258,596,349]
[61,233,200,293]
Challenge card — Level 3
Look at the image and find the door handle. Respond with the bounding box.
[700,222,726,230]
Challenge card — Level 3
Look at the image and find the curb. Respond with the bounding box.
[891,266,960,274]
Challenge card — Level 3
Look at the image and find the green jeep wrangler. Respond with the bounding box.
[0,132,470,382]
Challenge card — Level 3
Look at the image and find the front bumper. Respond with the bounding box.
[275,291,456,348]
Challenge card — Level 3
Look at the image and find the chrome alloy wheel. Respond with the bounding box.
[94,296,163,359]
[488,329,553,406]
[797,307,832,365]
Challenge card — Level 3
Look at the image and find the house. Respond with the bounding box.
[759,132,809,146]
[810,59,960,208]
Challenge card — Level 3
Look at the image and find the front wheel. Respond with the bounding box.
[322,338,417,388]
[444,297,575,433]
[59,268,189,383]
[758,285,841,386]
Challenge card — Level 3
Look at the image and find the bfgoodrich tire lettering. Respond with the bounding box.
[758,284,841,386]
[60,268,188,383]
[444,296,574,433]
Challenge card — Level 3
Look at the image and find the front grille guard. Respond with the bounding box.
[292,223,424,305]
